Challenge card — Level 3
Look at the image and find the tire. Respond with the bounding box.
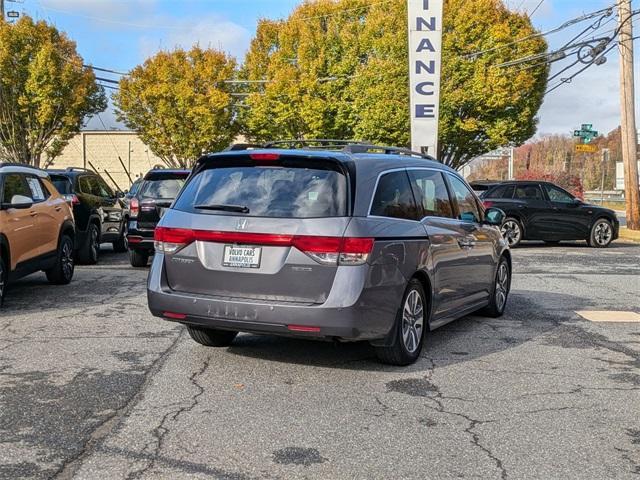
[187,326,238,347]
[78,223,100,264]
[129,249,149,268]
[479,256,511,318]
[374,279,427,366]
[0,254,7,308]
[587,218,614,248]
[112,220,128,253]
[46,234,75,285]
[500,217,524,247]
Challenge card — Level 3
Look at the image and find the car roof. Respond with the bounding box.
[0,163,49,178]
[47,168,96,177]
[197,149,458,176]
[143,169,190,180]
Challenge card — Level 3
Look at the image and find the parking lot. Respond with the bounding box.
[1,242,639,479]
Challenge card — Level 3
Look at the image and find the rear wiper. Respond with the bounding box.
[194,204,250,213]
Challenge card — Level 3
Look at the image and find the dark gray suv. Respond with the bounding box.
[147,142,511,365]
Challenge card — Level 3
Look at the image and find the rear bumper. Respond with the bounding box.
[147,253,403,342]
[128,220,155,252]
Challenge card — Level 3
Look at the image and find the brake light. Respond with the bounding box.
[63,194,80,206]
[287,325,321,333]
[153,227,374,265]
[250,153,280,162]
[483,200,494,209]
[130,197,140,218]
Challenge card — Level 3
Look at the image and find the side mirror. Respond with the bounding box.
[1,194,34,210]
[484,207,506,226]
[116,191,126,199]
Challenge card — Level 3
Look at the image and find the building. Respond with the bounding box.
[47,131,164,192]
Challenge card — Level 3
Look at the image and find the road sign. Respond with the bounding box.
[575,144,598,153]
[573,124,599,144]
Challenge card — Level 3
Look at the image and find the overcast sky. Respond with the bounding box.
[15,0,639,139]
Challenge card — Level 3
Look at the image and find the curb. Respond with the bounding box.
[619,227,640,242]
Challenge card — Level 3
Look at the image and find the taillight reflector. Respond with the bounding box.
[287,325,321,333]
[163,311,186,319]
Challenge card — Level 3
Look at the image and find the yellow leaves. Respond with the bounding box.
[114,46,237,168]
[0,16,105,166]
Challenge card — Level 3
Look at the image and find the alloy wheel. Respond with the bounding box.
[594,222,612,246]
[495,263,510,312]
[62,240,74,280]
[402,289,424,354]
[501,221,521,246]
[122,223,129,250]
[91,228,99,259]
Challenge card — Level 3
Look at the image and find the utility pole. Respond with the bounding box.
[618,0,640,230]
[0,0,5,21]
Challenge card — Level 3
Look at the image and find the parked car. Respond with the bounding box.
[147,142,511,366]
[127,168,190,267]
[0,163,76,307]
[123,176,143,209]
[469,180,502,196]
[481,180,619,248]
[48,168,128,264]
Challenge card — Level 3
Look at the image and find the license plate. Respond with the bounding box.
[223,245,261,268]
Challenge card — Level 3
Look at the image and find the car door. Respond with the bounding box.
[513,183,549,239]
[408,169,471,320]
[542,183,591,239]
[25,175,60,256]
[0,173,41,269]
[445,173,496,307]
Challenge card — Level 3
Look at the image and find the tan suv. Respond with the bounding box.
[0,164,76,307]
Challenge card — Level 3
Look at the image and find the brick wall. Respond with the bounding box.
[47,131,164,192]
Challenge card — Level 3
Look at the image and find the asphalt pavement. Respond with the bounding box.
[0,241,639,479]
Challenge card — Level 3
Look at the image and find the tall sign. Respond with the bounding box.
[408,0,444,156]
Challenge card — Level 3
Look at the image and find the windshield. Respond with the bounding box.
[174,166,348,218]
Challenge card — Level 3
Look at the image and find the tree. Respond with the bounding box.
[114,47,237,168]
[241,0,548,170]
[0,16,106,167]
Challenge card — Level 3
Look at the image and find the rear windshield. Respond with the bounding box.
[139,176,187,200]
[174,166,348,218]
[49,175,73,194]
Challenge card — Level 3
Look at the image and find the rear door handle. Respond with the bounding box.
[30,211,38,217]
[55,206,62,212]
[458,237,476,249]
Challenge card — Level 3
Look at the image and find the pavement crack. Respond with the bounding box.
[125,354,211,480]
[51,328,184,480]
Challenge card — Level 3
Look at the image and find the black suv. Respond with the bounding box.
[127,168,190,267]
[481,180,619,248]
[48,168,128,263]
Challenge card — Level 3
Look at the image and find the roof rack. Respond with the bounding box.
[223,139,435,161]
[0,162,43,170]
[65,167,93,172]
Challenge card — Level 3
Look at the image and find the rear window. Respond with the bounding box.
[487,184,515,199]
[49,175,73,194]
[139,176,187,200]
[174,166,348,218]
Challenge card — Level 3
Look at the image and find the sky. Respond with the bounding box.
[10,0,640,139]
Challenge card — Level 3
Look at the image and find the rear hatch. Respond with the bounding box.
[159,152,357,304]
[137,172,189,230]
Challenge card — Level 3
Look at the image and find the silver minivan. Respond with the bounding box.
[147,143,510,365]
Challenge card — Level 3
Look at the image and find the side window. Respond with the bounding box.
[545,185,574,203]
[78,176,92,195]
[408,170,453,218]
[25,176,46,202]
[515,184,544,201]
[488,184,515,199]
[447,175,481,223]
[96,177,114,198]
[2,174,31,203]
[370,171,419,221]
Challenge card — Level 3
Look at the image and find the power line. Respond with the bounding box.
[528,0,545,19]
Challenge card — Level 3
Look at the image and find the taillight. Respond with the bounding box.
[250,153,280,162]
[483,200,494,209]
[63,194,80,206]
[130,197,139,218]
[153,227,374,265]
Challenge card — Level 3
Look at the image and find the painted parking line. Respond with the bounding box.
[576,310,640,323]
